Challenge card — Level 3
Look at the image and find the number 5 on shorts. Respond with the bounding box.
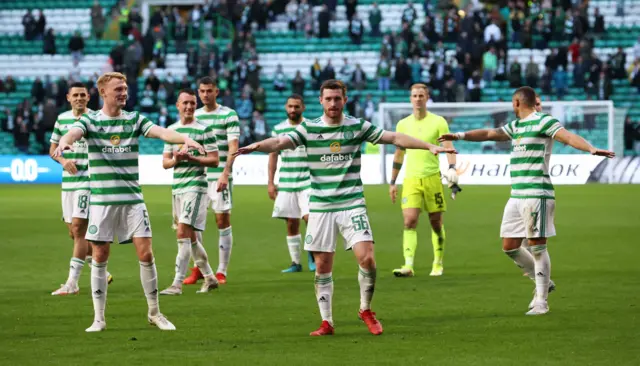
[351,214,369,231]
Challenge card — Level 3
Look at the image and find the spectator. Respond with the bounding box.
[43,28,56,55]
[467,71,484,102]
[484,20,502,44]
[592,7,605,34]
[634,36,640,61]
[253,86,267,113]
[394,57,411,89]
[573,56,586,88]
[629,59,640,92]
[377,57,391,91]
[624,116,640,152]
[525,56,540,87]
[369,3,382,37]
[31,77,45,104]
[292,71,306,96]
[68,31,85,63]
[345,0,357,22]
[568,37,580,63]
[410,55,421,84]
[156,84,168,107]
[157,107,173,128]
[1,108,14,132]
[610,47,627,79]
[339,58,355,86]
[91,0,106,38]
[236,93,253,120]
[139,85,156,113]
[22,10,36,41]
[553,66,568,100]
[190,5,202,39]
[482,46,498,82]
[349,14,364,45]
[69,60,82,82]
[508,58,523,88]
[145,71,161,93]
[363,94,375,121]
[251,111,268,141]
[318,5,331,38]
[401,1,417,25]
[346,95,363,118]
[88,87,100,110]
[247,58,262,91]
[321,60,335,82]
[174,18,188,53]
[221,89,236,109]
[309,58,321,90]
[352,63,367,90]
[589,70,612,100]
[35,9,46,39]
[286,0,298,31]
[273,64,287,92]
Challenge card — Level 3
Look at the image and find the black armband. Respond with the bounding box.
[393,162,403,170]
[390,179,396,185]
[449,164,456,169]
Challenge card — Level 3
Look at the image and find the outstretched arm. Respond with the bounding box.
[378,131,457,155]
[553,128,615,157]
[52,127,84,157]
[234,136,296,155]
[187,150,219,167]
[438,128,511,142]
[146,125,205,154]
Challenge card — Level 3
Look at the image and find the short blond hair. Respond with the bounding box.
[97,72,127,90]
[410,83,429,93]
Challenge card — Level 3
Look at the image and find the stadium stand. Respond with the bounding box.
[0,0,638,156]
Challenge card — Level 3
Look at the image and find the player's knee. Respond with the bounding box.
[216,213,230,228]
[176,224,192,239]
[403,217,418,229]
[286,219,300,235]
[70,222,85,239]
[90,242,109,262]
[137,247,154,263]
[358,251,376,269]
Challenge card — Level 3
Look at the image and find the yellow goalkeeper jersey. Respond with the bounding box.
[396,112,450,178]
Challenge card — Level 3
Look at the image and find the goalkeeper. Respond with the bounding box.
[389,84,459,277]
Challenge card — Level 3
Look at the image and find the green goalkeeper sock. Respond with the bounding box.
[432,225,446,265]
[403,229,417,268]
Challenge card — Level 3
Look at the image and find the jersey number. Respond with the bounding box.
[351,214,369,231]
[434,192,444,208]
[78,195,88,209]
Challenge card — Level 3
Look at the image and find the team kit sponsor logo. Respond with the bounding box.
[102,135,132,153]
[321,142,354,162]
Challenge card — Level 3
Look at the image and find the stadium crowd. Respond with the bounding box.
[0,0,639,153]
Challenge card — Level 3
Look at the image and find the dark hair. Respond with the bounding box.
[513,86,537,107]
[177,88,197,97]
[68,82,88,90]
[198,76,217,87]
[287,94,305,104]
[320,79,347,97]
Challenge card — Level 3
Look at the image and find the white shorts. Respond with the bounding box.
[207,181,232,213]
[304,207,374,253]
[61,190,90,223]
[86,203,152,244]
[272,190,310,219]
[500,198,556,239]
[172,191,208,231]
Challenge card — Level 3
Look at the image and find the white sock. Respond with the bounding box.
[67,257,85,286]
[530,245,551,303]
[287,235,302,264]
[85,255,92,266]
[91,261,108,322]
[173,238,191,286]
[140,260,159,317]
[217,226,232,275]
[314,272,333,325]
[504,246,536,281]
[191,236,214,277]
[358,266,376,311]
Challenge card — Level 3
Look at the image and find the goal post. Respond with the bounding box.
[377,101,624,184]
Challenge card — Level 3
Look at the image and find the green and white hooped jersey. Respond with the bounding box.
[163,119,218,195]
[272,118,311,192]
[194,105,240,183]
[285,115,384,213]
[50,109,92,191]
[72,110,155,206]
[501,111,564,200]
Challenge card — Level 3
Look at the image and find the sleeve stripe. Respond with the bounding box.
[370,128,384,144]
[502,126,513,138]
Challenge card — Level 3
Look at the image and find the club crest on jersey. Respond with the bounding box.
[123,124,132,133]
[330,142,341,153]
[344,130,354,140]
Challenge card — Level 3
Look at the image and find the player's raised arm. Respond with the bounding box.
[389,148,404,203]
[52,127,84,158]
[553,129,615,158]
[146,125,205,155]
[379,131,457,155]
[438,128,511,143]
[267,151,279,200]
[234,136,297,155]
[162,151,178,169]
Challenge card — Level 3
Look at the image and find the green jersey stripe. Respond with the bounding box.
[511,182,555,190]
[91,186,142,195]
[90,159,139,167]
[311,179,362,190]
[54,110,91,191]
[195,106,238,183]
[510,170,548,177]
[310,191,364,203]
[510,157,545,164]
[90,173,138,181]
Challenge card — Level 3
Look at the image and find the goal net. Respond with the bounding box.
[376,101,625,184]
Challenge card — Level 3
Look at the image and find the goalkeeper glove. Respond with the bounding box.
[443,167,458,186]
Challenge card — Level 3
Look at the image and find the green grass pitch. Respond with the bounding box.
[0,184,638,365]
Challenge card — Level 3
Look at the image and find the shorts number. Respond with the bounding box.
[222,189,229,203]
[143,209,150,227]
[183,201,192,216]
[351,214,369,231]
[78,195,88,209]
[434,192,444,208]
[530,212,539,232]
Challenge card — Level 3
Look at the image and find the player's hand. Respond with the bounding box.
[267,183,278,200]
[174,150,189,161]
[443,167,458,185]
[182,137,205,155]
[590,148,615,158]
[62,159,78,175]
[217,172,229,192]
[437,133,460,142]
[389,184,398,204]
[233,142,260,156]
[429,145,457,155]
[52,141,74,158]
